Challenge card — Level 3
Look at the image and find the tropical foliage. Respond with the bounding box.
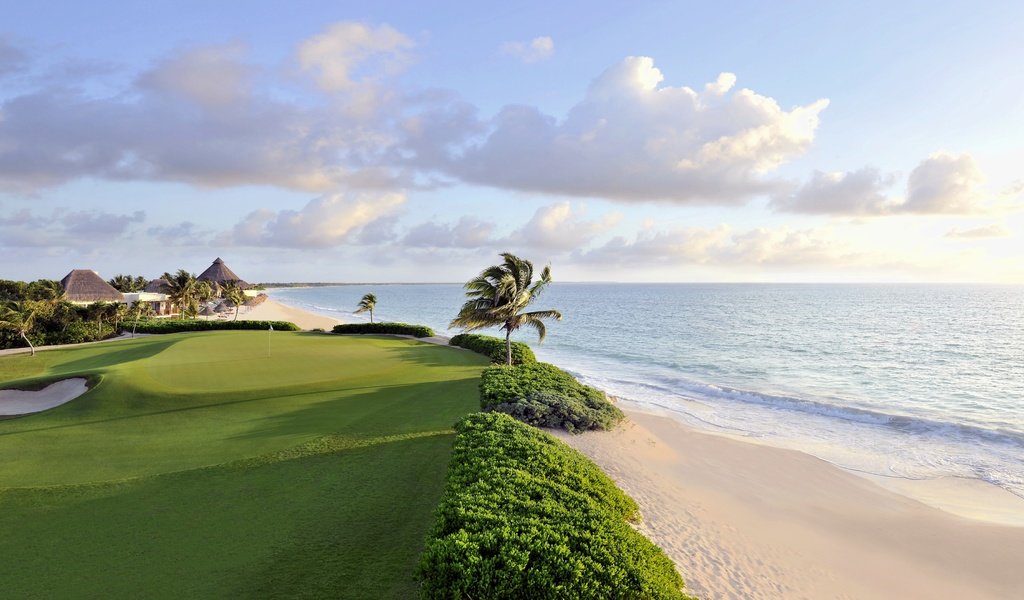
[449,333,536,365]
[355,292,378,323]
[450,253,562,365]
[0,301,38,356]
[418,412,691,599]
[108,274,148,293]
[221,280,247,321]
[162,269,199,318]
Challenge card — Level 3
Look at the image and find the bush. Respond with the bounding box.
[448,333,536,365]
[331,322,434,338]
[479,363,624,432]
[132,320,300,334]
[417,413,691,599]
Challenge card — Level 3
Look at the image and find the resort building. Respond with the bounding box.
[59,270,124,305]
[197,257,249,293]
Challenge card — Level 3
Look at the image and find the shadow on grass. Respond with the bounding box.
[50,337,181,375]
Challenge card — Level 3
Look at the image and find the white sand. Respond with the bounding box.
[0,378,89,416]
[554,410,1024,600]
[241,299,344,331]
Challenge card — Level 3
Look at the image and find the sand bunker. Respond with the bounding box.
[0,378,89,416]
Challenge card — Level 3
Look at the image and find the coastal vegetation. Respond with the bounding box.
[107,274,148,292]
[418,412,690,599]
[480,362,624,432]
[449,333,537,364]
[0,279,122,350]
[0,331,487,598]
[221,280,247,320]
[451,253,562,365]
[355,292,378,323]
[332,322,435,337]
[0,301,38,355]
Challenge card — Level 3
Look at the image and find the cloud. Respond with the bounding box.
[507,202,621,250]
[500,36,554,63]
[903,152,985,214]
[0,25,411,193]
[0,37,28,77]
[146,221,211,246]
[403,216,496,249]
[944,224,1011,239]
[0,206,145,248]
[136,43,251,109]
[415,58,829,204]
[575,224,855,267]
[775,153,996,216]
[771,167,897,215]
[296,22,413,93]
[222,192,405,248]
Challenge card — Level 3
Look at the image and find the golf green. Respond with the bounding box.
[0,331,487,598]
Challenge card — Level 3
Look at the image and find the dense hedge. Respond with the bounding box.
[480,362,624,432]
[418,413,690,599]
[132,320,301,333]
[332,322,434,338]
[448,333,536,365]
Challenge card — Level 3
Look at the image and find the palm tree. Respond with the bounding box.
[450,253,562,365]
[0,301,38,356]
[222,280,246,321]
[131,301,154,337]
[87,302,110,338]
[163,270,198,319]
[109,274,142,293]
[355,293,377,323]
[112,303,130,334]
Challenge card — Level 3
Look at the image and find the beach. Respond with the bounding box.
[241,297,345,330]
[269,296,1024,599]
[554,410,1024,600]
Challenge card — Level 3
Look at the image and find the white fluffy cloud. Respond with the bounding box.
[223,192,405,248]
[771,167,896,214]
[420,58,829,203]
[507,202,621,250]
[403,216,496,248]
[296,21,411,92]
[500,36,554,63]
[775,153,994,216]
[903,152,985,214]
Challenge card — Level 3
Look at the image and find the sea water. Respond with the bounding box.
[269,283,1024,500]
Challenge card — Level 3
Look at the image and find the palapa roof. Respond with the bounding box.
[60,270,124,303]
[199,305,216,316]
[144,278,172,293]
[197,257,248,288]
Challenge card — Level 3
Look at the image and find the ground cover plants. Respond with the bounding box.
[479,362,624,431]
[332,322,435,337]
[417,412,692,599]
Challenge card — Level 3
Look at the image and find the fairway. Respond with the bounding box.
[0,331,487,599]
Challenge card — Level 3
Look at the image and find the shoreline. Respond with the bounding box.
[555,410,1024,600]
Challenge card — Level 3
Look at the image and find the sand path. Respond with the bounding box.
[0,379,89,416]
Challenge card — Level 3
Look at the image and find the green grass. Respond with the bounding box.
[0,331,487,598]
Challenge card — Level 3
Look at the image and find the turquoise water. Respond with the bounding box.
[269,283,1024,499]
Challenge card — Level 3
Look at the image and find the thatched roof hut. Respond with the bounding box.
[60,270,123,303]
[144,278,172,294]
[199,305,216,317]
[214,301,233,312]
[197,258,248,289]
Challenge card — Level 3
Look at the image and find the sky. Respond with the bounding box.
[1,0,1022,283]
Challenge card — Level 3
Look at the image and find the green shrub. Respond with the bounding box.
[418,413,690,600]
[448,333,536,365]
[331,322,434,338]
[132,320,300,334]
[479,363,624,432]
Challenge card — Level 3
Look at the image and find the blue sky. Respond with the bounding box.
[1,1,1021,282]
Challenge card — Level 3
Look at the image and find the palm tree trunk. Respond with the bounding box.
[370,309,373,324]
[234,306,239,321]
[20,331,35,356]
[505,327,512,365]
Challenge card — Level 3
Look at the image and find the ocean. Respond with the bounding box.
[268,283,1024,500]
